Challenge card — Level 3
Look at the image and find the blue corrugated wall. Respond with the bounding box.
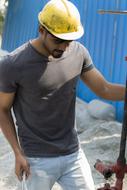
[2,0,127,121]
[2,0,49,51]
[76,0,127,121]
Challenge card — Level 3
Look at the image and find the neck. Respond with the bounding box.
[31,38,49,57]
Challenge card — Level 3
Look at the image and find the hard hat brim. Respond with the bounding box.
[51,25,84,40]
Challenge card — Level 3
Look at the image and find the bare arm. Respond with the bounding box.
[81,68,125,101]
[0,92,21,155]
[0,92,30,181]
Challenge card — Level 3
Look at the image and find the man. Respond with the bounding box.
[0,0,125,190]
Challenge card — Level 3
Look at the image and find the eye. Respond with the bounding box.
[53,39,72,45]
[54,39,65,44]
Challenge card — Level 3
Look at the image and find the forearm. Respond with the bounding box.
[0,110,22,156]
[100,82,125,101]
[81,68,126,101]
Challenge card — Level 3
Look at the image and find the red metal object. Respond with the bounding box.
[95,159,127,190]
[94,56,127,190]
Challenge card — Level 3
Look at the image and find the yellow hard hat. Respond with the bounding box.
[38,0,84,40]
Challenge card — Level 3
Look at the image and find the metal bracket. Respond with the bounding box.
[98,10,127,15]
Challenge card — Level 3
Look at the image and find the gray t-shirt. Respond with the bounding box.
[0,41,94,157]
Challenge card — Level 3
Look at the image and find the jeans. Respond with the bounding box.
[22,149,95,190]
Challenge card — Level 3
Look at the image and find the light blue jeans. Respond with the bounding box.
[22,149,95,190]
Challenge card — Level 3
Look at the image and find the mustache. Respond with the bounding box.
[54,50,64,54]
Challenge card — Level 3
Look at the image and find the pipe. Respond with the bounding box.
[94,57,127,190]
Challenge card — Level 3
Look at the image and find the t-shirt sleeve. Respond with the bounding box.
[81,47,94,74]
[0,56,18,93]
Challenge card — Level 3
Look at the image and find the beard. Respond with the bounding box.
[42,40,65,58]
[52,49,64,58]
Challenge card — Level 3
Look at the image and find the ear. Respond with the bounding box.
[39,25,44,34]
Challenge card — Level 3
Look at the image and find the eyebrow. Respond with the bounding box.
[53,38,69,43]
[51,36,72,43]
[48,32,67,42]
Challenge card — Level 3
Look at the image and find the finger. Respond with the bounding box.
[24,164,31,180]
[25,171,30,180]
[16,171,23,181]
[15,166,23,181]
[15,161,30,181]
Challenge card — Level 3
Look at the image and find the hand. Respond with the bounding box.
[15,153,30,181]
